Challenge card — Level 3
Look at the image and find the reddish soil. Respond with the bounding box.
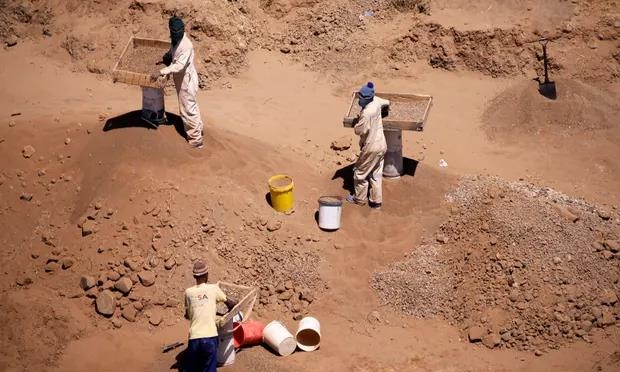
[0,1,619,371]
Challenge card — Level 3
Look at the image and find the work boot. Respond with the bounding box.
[346,194,366,206]
[368,201,382,210]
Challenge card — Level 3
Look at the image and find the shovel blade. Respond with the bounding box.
[538,81,557,100]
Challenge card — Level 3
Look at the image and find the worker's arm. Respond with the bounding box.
[184,292,190,320]
[160,46,191,75]
[354,111,370,136]
[215,286,238,309]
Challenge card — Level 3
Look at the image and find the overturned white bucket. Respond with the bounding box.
[296,316,321,352]
[141,87,166,126]
[318,196,343,231]
[263,321,297,356]
[217,318,235,366]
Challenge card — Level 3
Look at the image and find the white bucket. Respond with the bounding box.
[383,129,403,178]
[141,87,166,125]
[263,321,297,356]
[295,316,321,352]
[318,196,343,231]
[217,318,235,366]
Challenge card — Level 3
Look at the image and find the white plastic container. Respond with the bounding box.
[295,316,321,352]
[318,196,343,231]
[141,87,166,125]
[217,318,235,366]
[383,129,403,178]
[263,321,297,356]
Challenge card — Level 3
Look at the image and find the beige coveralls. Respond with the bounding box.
[353,96,390,204]
[160,35,203,147]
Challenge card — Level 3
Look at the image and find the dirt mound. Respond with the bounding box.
[0,291,83,370]
[482,78,620,139]
[373,176,620,353]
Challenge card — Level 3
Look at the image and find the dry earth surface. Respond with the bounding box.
[0,0,619,371]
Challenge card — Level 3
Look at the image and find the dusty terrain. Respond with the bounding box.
[0,0,619,371]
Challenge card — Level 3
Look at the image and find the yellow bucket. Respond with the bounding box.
[268,175,294,213]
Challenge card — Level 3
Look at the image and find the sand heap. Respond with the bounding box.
[373,176,619,353]
[483,78,620,139]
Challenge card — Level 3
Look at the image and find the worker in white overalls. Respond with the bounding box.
[346,82,389,209]
[153,16,204,149]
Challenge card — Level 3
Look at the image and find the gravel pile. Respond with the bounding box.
[373,176,620,353]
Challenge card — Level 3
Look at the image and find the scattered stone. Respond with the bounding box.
[133,301,144,311]
[367,310,382,324]
[45,261,60,272]
[82,221,95,237]
[164,258,176,270]
[112,318,123,328]
[334,243,344,250]
[468,326,485,342]
[108,271,121,281]
[16,275,33,286]
[8,119,16,127]
[604,240,619,253]
[299,289,315,303]
[554,205,579,222]
[293,314,303,321]
[96,290,116,316]
[61,257,75,269]
[602,251,614,260]
[597,209,612,220]
[22,145,36,158]
[330,136,352,151]
[508,289,519,302]
[552,256,562,265]
[6,36,18,47]
[436,234,448,244]
[85,287,98,298]
[20,193,33,201]
[148,311,163,326]
[138,271,156,287]
[266,220,282,232]
[114,277,133,294]
[482,332,501,349]
[64,137,71,145]
[67,289,84,299]
[165,299,179,308]
[121,306,138,322]
[280,46,291,54]
[80,275,96,290]
[124,258,141,272]
[601,309,615,326]
[600,290,618,305]
[534,349,543,357]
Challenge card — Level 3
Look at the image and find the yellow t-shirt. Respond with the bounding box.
[184,283,227,339]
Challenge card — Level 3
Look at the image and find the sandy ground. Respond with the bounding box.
[1,1,619,371]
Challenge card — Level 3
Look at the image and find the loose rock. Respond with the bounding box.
[330,136,352,151]
[80,275,96,290]
[148,311,163,326]
[22,145,36,159]
[61,257,75,269]
[45,261,60,272]
[482,332,501,349]
[96,290,116,316]
[468,326,485,342]
[82,221,95,237]
[138,271,156,287]
[121,306,138,322]
[114,277,133,294]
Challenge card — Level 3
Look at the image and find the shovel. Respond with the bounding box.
[537,38,557,99]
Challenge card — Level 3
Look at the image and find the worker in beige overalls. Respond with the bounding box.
[346,82,390,209]
[153,16,204,149]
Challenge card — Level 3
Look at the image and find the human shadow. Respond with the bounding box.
[170,347,186,371]
[331,157,419,193]
[102,111,187,140]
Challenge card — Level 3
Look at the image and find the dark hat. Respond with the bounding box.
[192,260,209,277]
[169,16,185,32]
[358,81,375,99]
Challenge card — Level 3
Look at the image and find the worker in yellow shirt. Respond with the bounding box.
[184,260,237,372]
